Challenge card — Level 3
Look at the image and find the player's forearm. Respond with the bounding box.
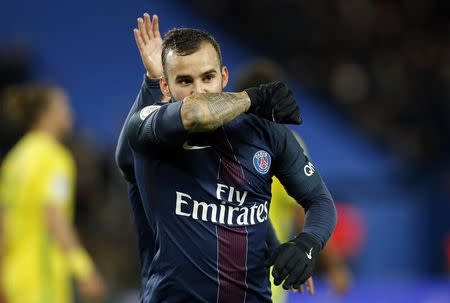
[115,76,162,181]
[301,183,337,249]
[275,134,337,248]
[140,75,164,107]
[45,206,96,279]
[180,92,251,132]
[127,92,251,152]
[45,205,84,252]
[128,101,189,152]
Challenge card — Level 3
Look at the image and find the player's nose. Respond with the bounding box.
[194,83,207,94]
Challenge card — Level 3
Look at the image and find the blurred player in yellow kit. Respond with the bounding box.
[0,85,106,303]
[236,59,352,302]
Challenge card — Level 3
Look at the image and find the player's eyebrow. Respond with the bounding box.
[200,69,217,76]
[175,69,217,81]
[175,74,193,81]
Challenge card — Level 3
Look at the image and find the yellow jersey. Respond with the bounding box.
[0,131,75,303]
[269,132,308,303]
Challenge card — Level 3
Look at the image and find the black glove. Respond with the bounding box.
[265,233,320,290]
[245,81,302,124]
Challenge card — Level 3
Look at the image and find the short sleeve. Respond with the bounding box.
[47,172,70,203]
[39,154,73,206]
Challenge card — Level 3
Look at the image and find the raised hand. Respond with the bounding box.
[133,13,163,78]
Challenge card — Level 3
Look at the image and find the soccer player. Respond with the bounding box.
[125,16,337,303]
[117,14,316,301]
[236,58,352,301]
[0,85,106,303]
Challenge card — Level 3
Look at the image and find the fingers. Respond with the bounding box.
[292,107,302,124]
[290,277,314,295]
[295,267,312,287]
[138,17,149,44]
[144,13,154,39]
[143,12,161,40]
[152,15,161,38]
[273,249,298,285]
[134,28,145,51]
[135,12,161,50]
[306,277,314,295]
[282,263,306,290]
[274,101,300,124]
[274,257,299,285]
[272,90,299,120]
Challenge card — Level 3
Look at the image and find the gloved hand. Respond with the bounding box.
[245,81,302,124]
[265,233,320,290]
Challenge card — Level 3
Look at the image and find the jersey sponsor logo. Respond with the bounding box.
[182,140,211,150]
[253,150,271,174]
[176,192,269,226]
[139,105,160,120]
[175,183,269,226]
[304,162,316,176]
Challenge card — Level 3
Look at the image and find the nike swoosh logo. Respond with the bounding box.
[182,141,211,150]
[306,248,313,260]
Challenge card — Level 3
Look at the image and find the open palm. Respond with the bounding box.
[134,13,163,78]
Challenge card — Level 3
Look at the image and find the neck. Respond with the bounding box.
[30,121,61,141]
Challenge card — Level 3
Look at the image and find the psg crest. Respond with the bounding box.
[253,150,271,174]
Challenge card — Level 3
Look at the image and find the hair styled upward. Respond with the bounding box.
[2,84,60,130]
[161,28,223,78]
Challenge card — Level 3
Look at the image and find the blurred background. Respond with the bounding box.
[0,0,449,302]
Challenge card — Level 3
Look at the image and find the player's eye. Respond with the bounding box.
[177,79,192,86]
[203,74,215,82]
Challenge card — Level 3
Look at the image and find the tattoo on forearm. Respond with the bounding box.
[183,92,250,132]
[206,92,248,120]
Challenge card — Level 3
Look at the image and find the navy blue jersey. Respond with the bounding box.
[115,76,163,300]
[127,100,336,303]
[116,76,164,183]
[116,78,294,302]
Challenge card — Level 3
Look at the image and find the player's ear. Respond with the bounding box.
[160,77,171,98]
[221,66,229,89]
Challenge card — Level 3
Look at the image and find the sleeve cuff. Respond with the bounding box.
[144,74,161,89]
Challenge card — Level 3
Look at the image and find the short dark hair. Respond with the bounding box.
[162,28,223,78]
[2,84,59,130]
